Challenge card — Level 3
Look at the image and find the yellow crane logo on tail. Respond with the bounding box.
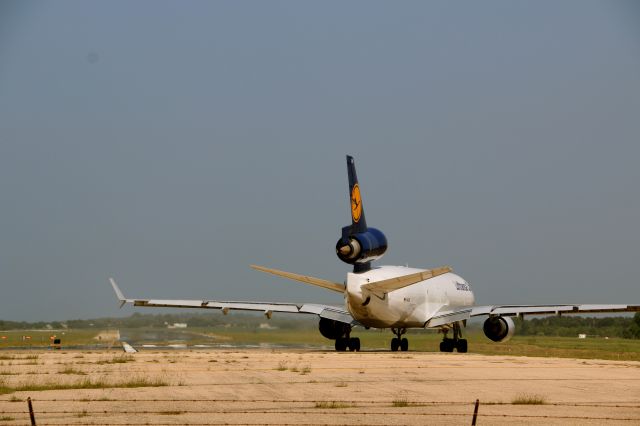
[351,184,362,223]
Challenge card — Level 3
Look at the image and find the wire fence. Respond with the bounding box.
[3,397,640,407]
[3,398,640,425]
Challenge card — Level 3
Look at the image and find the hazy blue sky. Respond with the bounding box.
[1,1,639,321]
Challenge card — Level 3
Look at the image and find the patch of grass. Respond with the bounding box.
[75,410,88,418]
[392,397,409,407]
[8,395,22,402]
[300,365,311,375]
[0,416,15,422]
[0,376,169,394]
[96,355,135,365]
[512,393,547,405]
[314,401,352,409]
[334,382,347,387]
[59,366,87,375]
[275,361,287,371]
[0,371,16,376]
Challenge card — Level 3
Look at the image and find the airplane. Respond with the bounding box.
[110,155,640,352]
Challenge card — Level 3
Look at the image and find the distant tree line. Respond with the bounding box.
[2,312,640,338]
[515,313,640,339]
[0,312,316,331]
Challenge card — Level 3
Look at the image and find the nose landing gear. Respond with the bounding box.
[390,328,409,351]
[439,322,467,353]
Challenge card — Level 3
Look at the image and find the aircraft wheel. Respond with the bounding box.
[391,337,400,351]
[439,339,454,353]
[400,338,409,351]
[335,338,348,352]
[349,337,361,352]
[456,339,468,353]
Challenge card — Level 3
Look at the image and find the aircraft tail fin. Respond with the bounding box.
[344,155,368,237]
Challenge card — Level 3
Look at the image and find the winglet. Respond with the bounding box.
[109,278,128,308]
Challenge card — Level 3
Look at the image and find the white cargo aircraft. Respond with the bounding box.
[110,155,640,352]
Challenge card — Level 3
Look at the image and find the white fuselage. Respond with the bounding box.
[345,265,475,328]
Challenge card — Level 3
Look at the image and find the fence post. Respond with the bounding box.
[27,397,36,426]
[471,399,479,425]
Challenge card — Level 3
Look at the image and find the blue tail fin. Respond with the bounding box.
[344,155,368,237]
[337,156,388,273]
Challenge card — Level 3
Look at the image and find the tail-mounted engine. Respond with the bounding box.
[483,316,515,342]
[336,227,388,265]
[338,155,388,272]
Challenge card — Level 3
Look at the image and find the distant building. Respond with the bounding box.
[259,323,278,330]
[167,323,187,329]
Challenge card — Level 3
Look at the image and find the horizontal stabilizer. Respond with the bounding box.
[361,266,452,297]
[250,265,345,293]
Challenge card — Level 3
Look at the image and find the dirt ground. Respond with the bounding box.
[1,349,639,425]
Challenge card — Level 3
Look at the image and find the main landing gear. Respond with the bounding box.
[390,328,409,351]
[439,322,468,353]
[335,335,360,352]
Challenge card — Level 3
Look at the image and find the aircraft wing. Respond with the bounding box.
[470,304,640,318]
[425,304,640,328]
[109,278,357,325]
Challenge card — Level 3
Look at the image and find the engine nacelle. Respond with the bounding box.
[318,318,351,340]
[336,227,388,265]
[483,316,515,342]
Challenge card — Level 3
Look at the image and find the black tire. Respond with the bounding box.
[391,337,400,351]
[400,338,409,352]
[456,339,468,353]
[335,338,347,352]
[439,339,454,352]
[349,337,361,352]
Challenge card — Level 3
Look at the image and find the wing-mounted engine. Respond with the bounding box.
[318,317,351,340]
[338,155,388,273]
[483,316,515,342]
